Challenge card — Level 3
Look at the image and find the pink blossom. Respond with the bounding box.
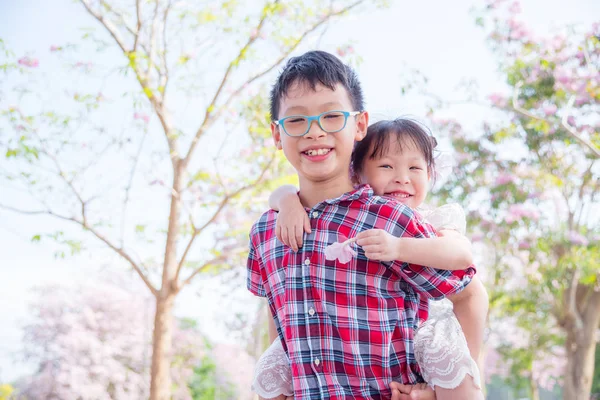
[518,240,531,249]
[488,92,507,107]
[325,238,357,263]
[568,231,589,246]
[50,45,61,52]
[471,232,484,242]
[133,112,150,123]
[543,104,557,116]
[508,204,540,221]
[494,173,514,186]
[18,56,39,68]
[553,68,571,85]
[508,1,521,14]
[74,61,93,69]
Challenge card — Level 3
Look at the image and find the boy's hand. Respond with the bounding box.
[275,196,311,252]
[356,229,401,261]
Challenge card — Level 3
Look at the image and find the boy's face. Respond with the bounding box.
[359,138,430,209]
[271,81,367,185]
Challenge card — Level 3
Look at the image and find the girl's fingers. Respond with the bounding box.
[304,215,312,234]
[281,227,290,247]
[276,225,283,243]
[288,227,298,252]
[294,224,303,249]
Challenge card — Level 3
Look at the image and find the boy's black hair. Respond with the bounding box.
[269,50,364,121]
[351,118,438,178]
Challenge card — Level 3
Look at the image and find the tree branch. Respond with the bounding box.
[0,203,158,296]
[561,96,600,158]
[182,0,366,167]
[563,267,584,333]
[81,0,179,166]
[174,153,277,286]
[511,82,600,158]
[133,0,142,53]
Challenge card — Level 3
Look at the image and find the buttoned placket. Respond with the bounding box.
[302,206,325,385]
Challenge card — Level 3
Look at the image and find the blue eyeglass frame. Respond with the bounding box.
[274,110,362,137]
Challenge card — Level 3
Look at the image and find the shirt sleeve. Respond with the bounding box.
[388,205,476,300]
[246,224,267,298]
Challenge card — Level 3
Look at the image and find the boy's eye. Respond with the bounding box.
[287,117,306,124]
[379,164,392,169]
[410,166,422,170]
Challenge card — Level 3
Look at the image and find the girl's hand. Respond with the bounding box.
[356,229,400,262]
[390,382,435,400]
[275,196,311,252]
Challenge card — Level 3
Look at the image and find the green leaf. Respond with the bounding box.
[31,235,41,242]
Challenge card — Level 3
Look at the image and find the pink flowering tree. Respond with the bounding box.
[0,1,382,398]
[404,1,599,398]
[17,280,206,399]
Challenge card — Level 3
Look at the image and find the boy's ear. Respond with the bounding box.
[271,122,283,150]
[355,111,369,141]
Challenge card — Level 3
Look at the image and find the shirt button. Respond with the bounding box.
[312,211,319,218]
[308,307,315,316]
[304,258,310,266]
[314,358,320,366]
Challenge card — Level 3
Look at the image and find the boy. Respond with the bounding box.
[247,50,482,399]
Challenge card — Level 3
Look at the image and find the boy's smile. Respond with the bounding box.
[271,81,367,194]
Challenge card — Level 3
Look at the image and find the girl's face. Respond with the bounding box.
[358,137,430,209]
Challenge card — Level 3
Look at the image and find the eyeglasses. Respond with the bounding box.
[274,110,362,137]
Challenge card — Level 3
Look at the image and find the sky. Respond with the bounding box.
[0,0,598,384]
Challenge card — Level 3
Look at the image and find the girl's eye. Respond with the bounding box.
[379,164,392,169]
[410,166,422,170]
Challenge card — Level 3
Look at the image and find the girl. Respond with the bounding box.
[253,118,487,400]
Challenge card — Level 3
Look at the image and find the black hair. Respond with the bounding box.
[269,50,364,121]
[351,118,438,179]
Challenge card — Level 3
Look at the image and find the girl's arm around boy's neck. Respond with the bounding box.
[269,185,299,211]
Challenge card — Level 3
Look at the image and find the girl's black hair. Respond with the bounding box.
[351,118,438,179]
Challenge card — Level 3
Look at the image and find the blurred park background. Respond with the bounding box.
[0,0,598,399]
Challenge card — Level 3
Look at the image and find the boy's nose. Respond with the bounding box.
[304,119,327,140]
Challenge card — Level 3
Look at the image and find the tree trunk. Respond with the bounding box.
[563,329,597,400]
[150,167,183,400]
[530,376,539,400]
[150,292,176,400]
[562,290,600,400]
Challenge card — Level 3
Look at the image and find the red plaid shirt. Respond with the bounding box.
[247,185,475,399]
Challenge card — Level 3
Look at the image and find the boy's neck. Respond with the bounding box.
[297,176,355,208]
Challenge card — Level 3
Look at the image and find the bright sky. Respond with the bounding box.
[0,0,598,383]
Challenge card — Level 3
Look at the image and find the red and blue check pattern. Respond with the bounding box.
[247,185,475,399]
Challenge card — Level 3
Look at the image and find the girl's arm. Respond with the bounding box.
[269,184,299,211]
[269,185,311,252]
[356,228,473,270]
[394,229,473,270]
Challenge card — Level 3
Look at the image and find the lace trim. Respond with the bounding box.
[414,299,481,389]
[252,338,293,398]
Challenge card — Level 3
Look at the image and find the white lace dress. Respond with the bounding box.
[252,203,480,398]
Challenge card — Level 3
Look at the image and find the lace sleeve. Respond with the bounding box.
[423,203,467,235]
[252,338,293,399]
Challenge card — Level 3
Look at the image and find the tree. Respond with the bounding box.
[422,1,599,398]
[0,1,383,398]
[17,279,205,399]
